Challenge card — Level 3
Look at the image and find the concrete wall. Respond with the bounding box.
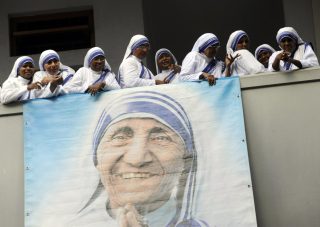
[0,0,144,84]
[282,0,319,57]
[1,67,320,226]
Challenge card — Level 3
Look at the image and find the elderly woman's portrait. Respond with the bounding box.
[24,81,256,227]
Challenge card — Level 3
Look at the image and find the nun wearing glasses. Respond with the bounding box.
[225,30,265,77]
[32,49,75,91]
[117,35,165,88]
[179,33,225,86]
[268,27,319,72]
[63,47,120,95]
[154,48,181,84]
[1,56,60,104]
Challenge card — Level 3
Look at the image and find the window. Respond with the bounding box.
[9,7,95,56]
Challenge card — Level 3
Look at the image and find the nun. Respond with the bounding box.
[64,90,208,227]
[63,47,120,95]
[254,44,276,68]
[1,56,60,104]
[154,48,181,84]
[117,35,165,88]
[33,49,75,89]
[179,33,225,86]
[268,27,319,71]
[225,30,265,76]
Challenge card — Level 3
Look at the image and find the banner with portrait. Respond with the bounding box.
[24,77,257,227]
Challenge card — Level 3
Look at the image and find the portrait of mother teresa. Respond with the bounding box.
[71,90,209,227]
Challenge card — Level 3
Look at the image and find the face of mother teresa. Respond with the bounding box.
[96,118,185,213]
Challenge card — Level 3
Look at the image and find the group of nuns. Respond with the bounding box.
[1,26,319,104]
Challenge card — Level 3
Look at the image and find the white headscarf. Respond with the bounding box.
[191,33,220,52]
[122,35,150,61]
[276,27,309,65]
[9,56,34,78]
[226,30,248,54]
[38,49,71,73]
[276,27,304,47]
[254,44,276,59]
[84,47,112,71]
[155,48,178,74]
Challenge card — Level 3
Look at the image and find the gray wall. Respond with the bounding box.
[1,68,320,227]
[282,0,320,57]
[0,0,144,84]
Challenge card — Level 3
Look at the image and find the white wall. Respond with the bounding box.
[0,0,144,84]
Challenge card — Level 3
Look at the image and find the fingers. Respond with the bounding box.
[117,205,146,227]
[207,75,216,86]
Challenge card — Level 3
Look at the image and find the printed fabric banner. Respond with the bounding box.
[24,77,257,227]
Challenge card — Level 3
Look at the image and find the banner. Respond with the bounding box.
[24,78,257,227]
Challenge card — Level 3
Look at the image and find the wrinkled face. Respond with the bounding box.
[280,37,296,53]
[157,53,174,70]
[133,44,150,59]
[96,118,186,212]
[257,50,272,68]
[19,62,35,80]
[90,55,106,72]
[203,45,219,58]
[236,36,249,50]
[44,58,60,75]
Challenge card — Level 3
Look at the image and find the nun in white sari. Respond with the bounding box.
[154,48,180,84]
[1,56,59,104]
[117,35,165,88]
[225,30,265,76]
[33,50,75,90]
[63,47,120,95]
[179,33,225,85]
[254,44,276,68]
[268,27,319,72]
[36,91,209,227]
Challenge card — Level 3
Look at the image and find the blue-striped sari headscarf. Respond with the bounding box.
[254,44,276,59]
[9,56,35,78]
[192,33,220,53]
[226,30,249,54]
[276,27,304,47]
[39,50,60,71]
[122,34,150,61]
[92,90,208,226]
[155,48,178,74]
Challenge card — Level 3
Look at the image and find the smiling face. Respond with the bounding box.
[44,58,60,75]
[96,118,186,213]
[90,55,106,72]
[236,35,249,50]
[257,50,272,68]
[19,62,35,80]
[157,53,174,70]
[280,37,296,53]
